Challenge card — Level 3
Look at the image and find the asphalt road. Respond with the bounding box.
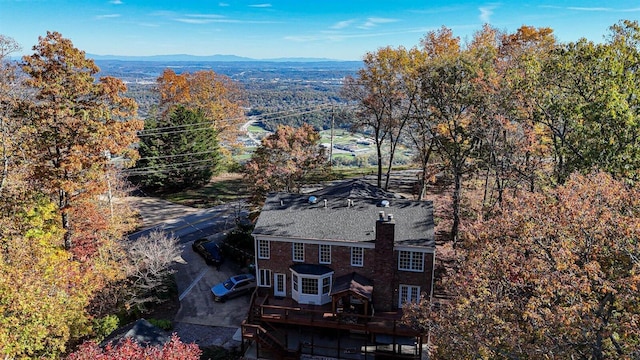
[127,198,252,349]
[128,201,246,243]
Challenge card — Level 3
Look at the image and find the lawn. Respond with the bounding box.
[162,173,250,208]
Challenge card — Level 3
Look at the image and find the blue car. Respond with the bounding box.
[211,274,256,302]
[192,238,223,269]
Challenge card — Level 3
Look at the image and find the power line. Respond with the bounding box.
[136,103,343,137]
[124,158,219,174]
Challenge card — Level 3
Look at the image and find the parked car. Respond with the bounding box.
[211,274,256,302]
[192,238,223,269]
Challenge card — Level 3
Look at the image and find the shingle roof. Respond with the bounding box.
[252,179,434,248]
[290,263,334,275]
[331,272,373,300]
[100,318,170,348]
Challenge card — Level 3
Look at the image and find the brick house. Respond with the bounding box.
[242,179,435,359]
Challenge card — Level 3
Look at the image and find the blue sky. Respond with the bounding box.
[1,1,639,60]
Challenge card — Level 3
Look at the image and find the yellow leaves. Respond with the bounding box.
[0,215,100,357]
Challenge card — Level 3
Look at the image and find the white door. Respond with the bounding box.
[274,273,286,297]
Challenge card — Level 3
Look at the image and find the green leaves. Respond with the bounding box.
[131,106,220,191]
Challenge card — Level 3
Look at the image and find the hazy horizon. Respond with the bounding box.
[2,1,640,61]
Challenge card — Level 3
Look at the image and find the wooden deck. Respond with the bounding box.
[249,293,423,338]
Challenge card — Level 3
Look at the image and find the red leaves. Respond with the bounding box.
[67,335,201,360]
[243,124,326,205]
[431,171,640,359]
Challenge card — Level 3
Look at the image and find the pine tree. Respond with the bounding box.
[131,106,220,191]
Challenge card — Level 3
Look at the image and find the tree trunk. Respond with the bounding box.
[451,168,462,246]
[376,142,383,188]
[59,189,72,250]
[418,143,433,201]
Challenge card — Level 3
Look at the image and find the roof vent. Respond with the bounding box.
[387,214,394,221]
[380,200,390,207]
[308,196,318,204]
[378,211,385,220]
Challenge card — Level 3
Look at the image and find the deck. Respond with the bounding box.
[244,290,424,338]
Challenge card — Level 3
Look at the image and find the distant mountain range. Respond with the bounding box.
[87,53,354,63]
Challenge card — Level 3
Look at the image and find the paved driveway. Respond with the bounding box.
[127,197,251,349]
[173,234,252,328]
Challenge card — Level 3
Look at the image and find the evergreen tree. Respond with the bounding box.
[131,106,220,191]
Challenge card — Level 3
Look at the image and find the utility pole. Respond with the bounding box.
[329,106,334,168]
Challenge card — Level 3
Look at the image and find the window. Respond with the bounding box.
[301,278,318,295]
[290,266,333,305]
[322,277,331,295]
[399,285,420,307]
[398,251,424,272]
[293,242,304,262]
[292,274,298,291]
[319,244,331,264]
[258,240,270,259]
[258,268,272,287]
[351,247,364,267]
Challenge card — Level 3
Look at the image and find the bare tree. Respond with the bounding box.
[0,35,22,194]
[125,230,182,311]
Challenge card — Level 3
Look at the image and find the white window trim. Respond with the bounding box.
[258,268,272,287]
[351,247,364,267]
[258,239,270,259]
[399,284,420,307]
[398,250,424,272]
[290,269,333,305]
[292,242,304,262]
[319,244,331,264]
[274,273,286,297]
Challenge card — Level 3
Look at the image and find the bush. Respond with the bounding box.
[93,315,120,342]
[148,318,173,330]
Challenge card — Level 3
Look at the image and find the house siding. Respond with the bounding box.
[255,237,434,306]
[395,252,434,306]
[256,240,379,296]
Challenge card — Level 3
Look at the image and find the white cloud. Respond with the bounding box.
[185,14,226,19]
[285,26,429,43]
[110,0,123,4]
[173,14,279,25]
[541,5,640,12]
[331,20,355,30]
[175,18,215,24]
[219,2,229,6]
[249,3,272,8]
[96,14,121,19]
[567,7,610,11]
[479,5,496,23]
[359,17,398,29]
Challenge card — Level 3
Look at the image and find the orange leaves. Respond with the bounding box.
[156,68,245,146]
[21,32,142,251]
[421,26,461,58]
[431,171,640,359]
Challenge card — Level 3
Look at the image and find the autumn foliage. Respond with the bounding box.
[243,123,326,205]
[417,172,640,359]
[20,31,143,251]
[156,68,245,147]
[0,33,143,358]
[66,335,201,360]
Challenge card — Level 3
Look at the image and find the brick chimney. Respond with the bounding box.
[373,211,395,312]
